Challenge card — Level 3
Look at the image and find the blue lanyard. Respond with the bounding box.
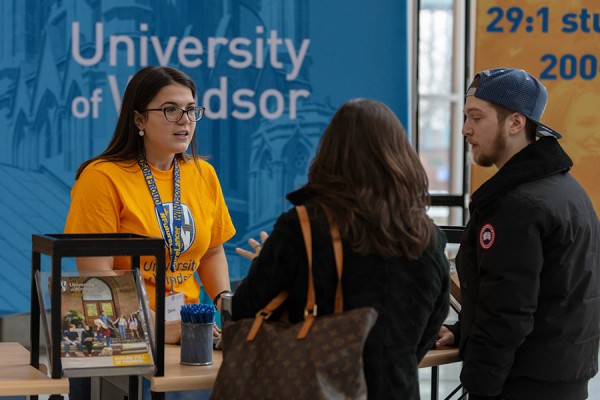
[138,155,182,273]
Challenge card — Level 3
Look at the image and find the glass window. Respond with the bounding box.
[418,0,466,226]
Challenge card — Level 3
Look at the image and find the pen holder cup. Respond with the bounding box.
[180,322,213,366]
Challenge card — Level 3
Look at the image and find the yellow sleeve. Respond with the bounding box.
[64,166,122,234]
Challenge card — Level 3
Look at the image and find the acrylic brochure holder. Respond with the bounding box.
[30,233,167,400]
[35,270,155,378]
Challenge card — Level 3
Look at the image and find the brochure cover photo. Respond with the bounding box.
[36,270,155,378]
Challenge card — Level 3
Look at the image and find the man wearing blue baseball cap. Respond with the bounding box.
[436,68,600,399]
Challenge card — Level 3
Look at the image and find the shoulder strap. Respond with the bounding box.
[296,205,316,339]
[246,204,344,342]
[296,205,344,339]
[246,290,289,341]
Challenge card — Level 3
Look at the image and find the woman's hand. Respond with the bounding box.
[235,231,269,260]
[435,325,455,348]
[213,323,221,338]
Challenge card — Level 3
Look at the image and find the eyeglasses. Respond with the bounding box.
[143,106,205,122]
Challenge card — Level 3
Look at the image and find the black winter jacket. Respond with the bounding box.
[456,137,600,400]
[232,189,450,400]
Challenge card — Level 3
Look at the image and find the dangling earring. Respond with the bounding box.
[138,130,145,137]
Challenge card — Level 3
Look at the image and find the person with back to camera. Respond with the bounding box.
[435,68,600,399]
[64,66,236,399]
[98,310,110,327]
[233,98,450,399]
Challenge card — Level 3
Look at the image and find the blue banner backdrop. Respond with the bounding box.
[0,0,409,316]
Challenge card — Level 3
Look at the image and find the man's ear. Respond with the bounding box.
[509,112,527,134]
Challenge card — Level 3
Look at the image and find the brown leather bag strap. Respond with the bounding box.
[246,290,289,341]
[248,205,344,341]
[296,205,317,339]
[296,205,345,338]
[248,206,316,341]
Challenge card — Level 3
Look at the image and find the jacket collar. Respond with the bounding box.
[286,187,312,205]
[470,137,572,210]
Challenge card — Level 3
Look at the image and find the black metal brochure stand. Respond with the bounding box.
[30,233,167,400]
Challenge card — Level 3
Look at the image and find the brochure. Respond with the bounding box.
[36,270,156,378]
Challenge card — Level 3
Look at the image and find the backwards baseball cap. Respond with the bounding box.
[466,68,562,139]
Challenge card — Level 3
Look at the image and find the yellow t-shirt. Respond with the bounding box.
[64,158,236,309]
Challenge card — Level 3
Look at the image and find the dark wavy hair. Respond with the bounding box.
[304,98,435,259]
[75,66,199,179]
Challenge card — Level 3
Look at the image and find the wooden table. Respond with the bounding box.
[147,345,222,392]
[147,345,460,396]
[0,342,69,397]
[420,347,462,400]
[419,347,461,368]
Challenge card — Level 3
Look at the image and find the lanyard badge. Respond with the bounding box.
[138,155,182,273]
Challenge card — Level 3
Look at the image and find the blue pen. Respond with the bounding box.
[180,303,215,324]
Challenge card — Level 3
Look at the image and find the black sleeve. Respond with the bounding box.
[416,227,451,360]
[232,208,305,320]
[443,321,461,346]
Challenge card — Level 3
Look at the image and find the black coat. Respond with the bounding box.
[456,137,600,400]
[233,189,450,400]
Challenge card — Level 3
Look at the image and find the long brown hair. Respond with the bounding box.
[75,66,199,179]
[305,98,435,259]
